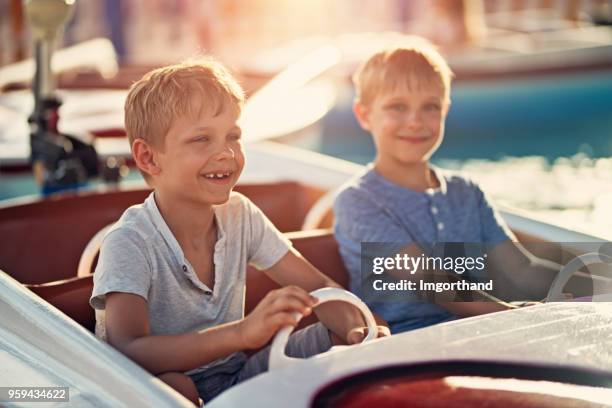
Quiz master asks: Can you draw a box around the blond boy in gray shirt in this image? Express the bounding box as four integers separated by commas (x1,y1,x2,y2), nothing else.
90,58,388,405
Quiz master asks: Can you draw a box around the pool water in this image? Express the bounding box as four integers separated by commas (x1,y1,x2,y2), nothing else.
0,169,145,202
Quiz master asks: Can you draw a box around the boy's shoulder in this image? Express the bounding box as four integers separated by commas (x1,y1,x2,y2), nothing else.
108,206,145,236
335,165,375,198
102,192,160,247
333,166,384,218
213,190,253,218
435,167,479,189
435,168,485,199
120,192,156,225
226,190,250,206
334,173,361,199
212,191,272,234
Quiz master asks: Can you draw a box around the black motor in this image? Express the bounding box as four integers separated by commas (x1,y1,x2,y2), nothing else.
29,96,99,194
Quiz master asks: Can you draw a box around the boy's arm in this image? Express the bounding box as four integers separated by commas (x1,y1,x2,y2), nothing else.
473,183,587,300
485,240,595,300
105,287,316,374
382,240,588,317
263,247,389,344
105,292,244,374
379,243,516,318
438,300,513,317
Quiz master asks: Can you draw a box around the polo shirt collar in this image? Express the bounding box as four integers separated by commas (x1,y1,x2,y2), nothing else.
429,165,447,195
143,192,227,267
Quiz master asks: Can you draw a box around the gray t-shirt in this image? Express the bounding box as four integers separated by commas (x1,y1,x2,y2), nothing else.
90,191,291,374
333,164,514,333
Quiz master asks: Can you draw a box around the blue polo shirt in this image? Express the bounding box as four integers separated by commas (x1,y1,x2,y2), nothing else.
333,164,514,333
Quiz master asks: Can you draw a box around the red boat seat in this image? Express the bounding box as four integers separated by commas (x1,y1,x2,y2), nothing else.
27,274,97,332
26,230,349,335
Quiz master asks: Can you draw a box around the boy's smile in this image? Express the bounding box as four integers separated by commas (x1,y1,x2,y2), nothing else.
201,169,235,185
396,135,431,144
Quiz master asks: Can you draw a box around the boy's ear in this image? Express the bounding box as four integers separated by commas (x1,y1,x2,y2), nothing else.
353,101,371,131
132,138,161,176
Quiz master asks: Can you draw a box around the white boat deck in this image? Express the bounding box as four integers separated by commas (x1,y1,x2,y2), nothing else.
211,302,612,407
0,270,192,408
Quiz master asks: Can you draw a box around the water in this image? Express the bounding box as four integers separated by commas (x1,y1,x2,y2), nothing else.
444,155,612,239
0,170,145,202
277,70,612,238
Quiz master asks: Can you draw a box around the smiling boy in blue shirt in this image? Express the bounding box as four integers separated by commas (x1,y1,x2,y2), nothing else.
334,37,561,334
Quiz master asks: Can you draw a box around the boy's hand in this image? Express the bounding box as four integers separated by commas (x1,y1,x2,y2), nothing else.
345,325,391,345
237,286,317,350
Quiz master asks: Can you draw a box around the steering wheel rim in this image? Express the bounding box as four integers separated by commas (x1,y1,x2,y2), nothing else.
268,287,378,371
546,252,612,302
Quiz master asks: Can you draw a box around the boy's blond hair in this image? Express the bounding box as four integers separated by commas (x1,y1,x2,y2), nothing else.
124,57,245,151
352,37,453,106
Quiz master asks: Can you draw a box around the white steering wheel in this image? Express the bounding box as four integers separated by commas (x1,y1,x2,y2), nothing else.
546,252,612,302
268,287,378,370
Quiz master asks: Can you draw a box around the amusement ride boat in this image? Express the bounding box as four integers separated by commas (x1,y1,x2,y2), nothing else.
2,1,612,407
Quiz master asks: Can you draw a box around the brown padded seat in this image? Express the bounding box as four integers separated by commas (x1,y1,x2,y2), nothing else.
27,230,348,335
1,182,324,284
27,275,97,332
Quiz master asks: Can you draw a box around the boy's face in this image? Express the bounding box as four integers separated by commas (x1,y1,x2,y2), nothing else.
355,82,447,165
151,97,244,206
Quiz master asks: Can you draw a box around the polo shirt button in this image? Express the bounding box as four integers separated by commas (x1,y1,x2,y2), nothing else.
431,206,438,215
437,222,444,231
182,265,187,272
